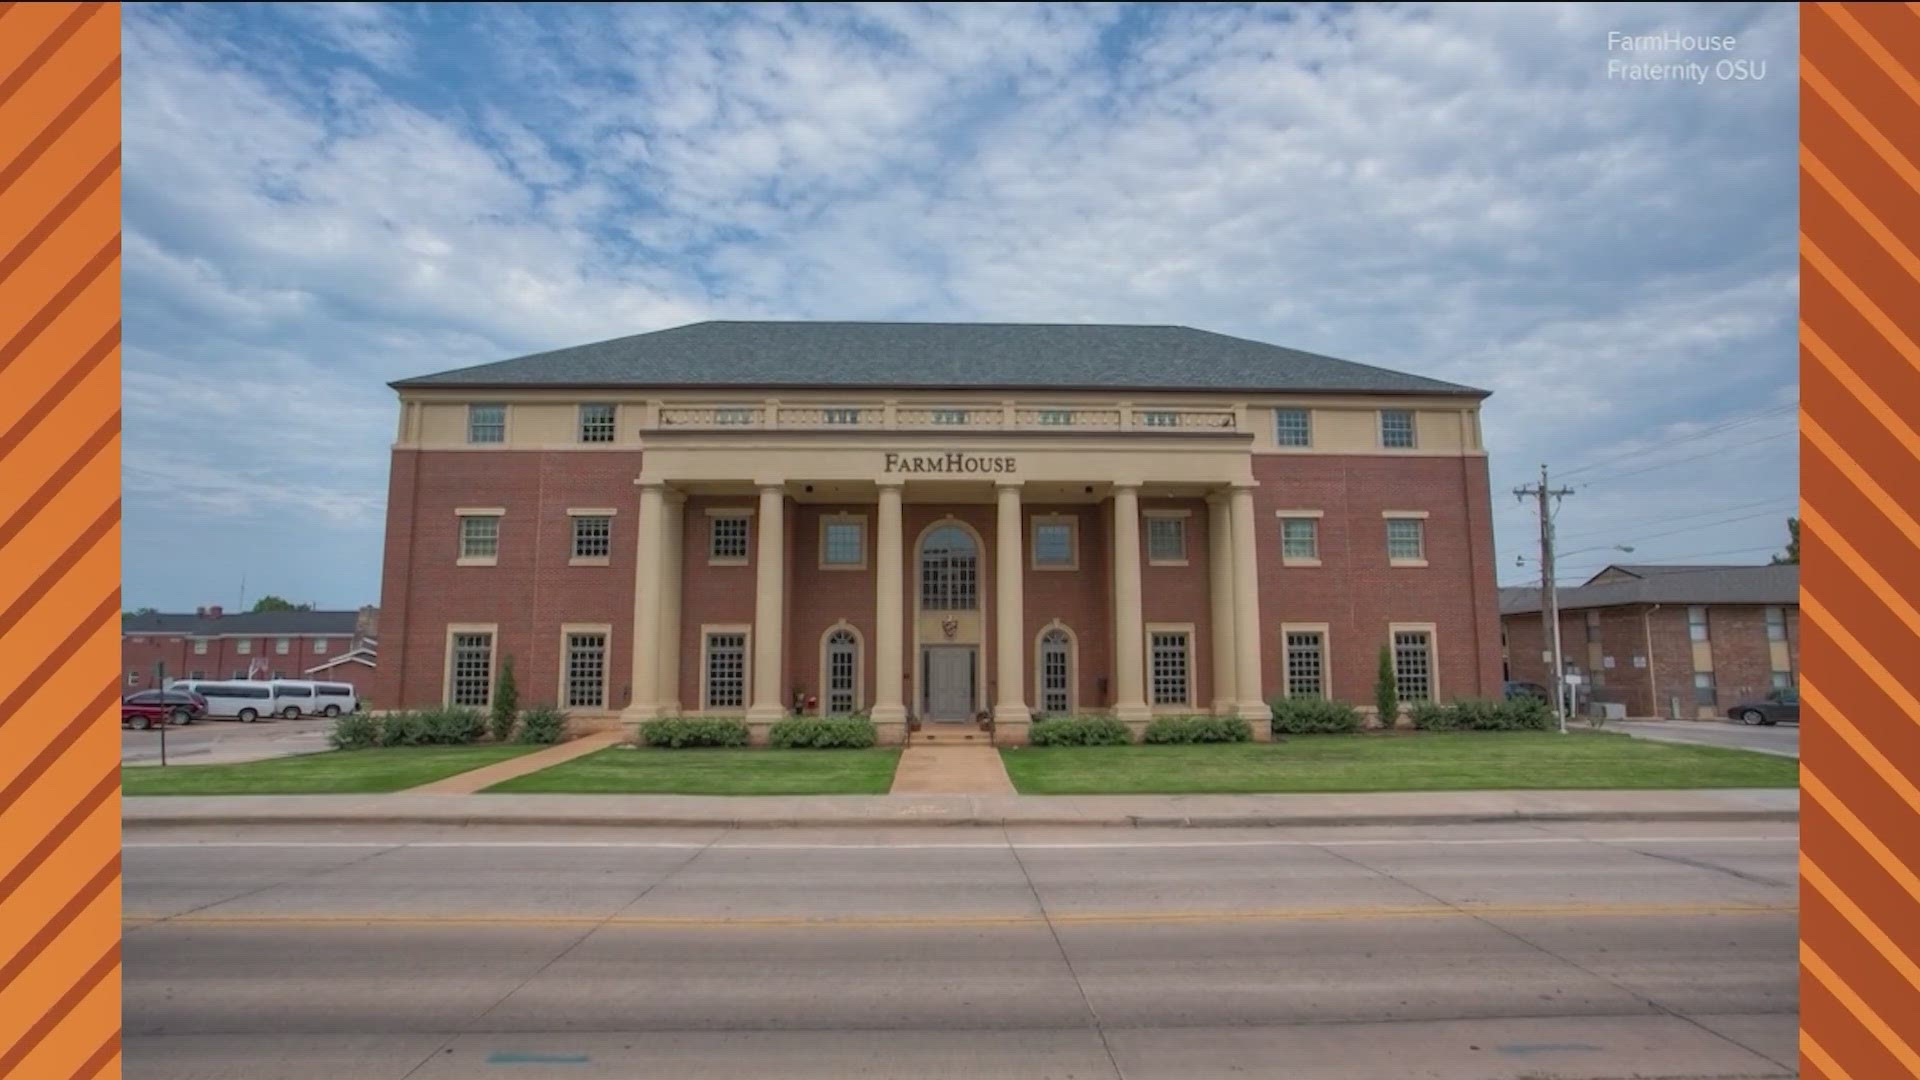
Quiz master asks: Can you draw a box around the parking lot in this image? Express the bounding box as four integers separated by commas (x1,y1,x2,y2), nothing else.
122,715,336,767
1607,719,1799,759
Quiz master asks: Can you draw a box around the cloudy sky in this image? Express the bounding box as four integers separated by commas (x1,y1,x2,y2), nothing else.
123,1,1799,611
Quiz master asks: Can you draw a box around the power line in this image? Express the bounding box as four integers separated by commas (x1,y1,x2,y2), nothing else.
1556,507,1796,550
1549,403,1797,483
1572,431,1796,487
1551,542,1785,567
1548,496,1797,544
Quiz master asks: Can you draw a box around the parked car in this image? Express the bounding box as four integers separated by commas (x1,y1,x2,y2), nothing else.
1504,681,1550,703
1727,687,1799,726
122,689,206,730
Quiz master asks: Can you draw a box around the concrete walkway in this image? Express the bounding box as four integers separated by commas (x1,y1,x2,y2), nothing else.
122,786,1797,830
405,730,625,794
888,744,1017,795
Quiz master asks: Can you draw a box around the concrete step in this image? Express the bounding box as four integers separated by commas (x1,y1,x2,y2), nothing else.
909,726,991,745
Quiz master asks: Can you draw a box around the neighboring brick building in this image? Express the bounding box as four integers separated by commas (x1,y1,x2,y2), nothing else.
374,320,1504,743
122,607,379,697
1500,564,1799,719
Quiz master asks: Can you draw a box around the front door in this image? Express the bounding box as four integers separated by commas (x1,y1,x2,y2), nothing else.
922,646,976,722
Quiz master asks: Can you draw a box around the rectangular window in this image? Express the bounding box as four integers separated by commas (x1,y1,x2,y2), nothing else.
1393,630,1434,702
578,403,616,443
1770,671,1792,691
275,637,290,655
1380,409,1416,448
232,670,248,680
1149,631,1191,706
1033,522,1074,567
1141,410,1178,428
822,520,863,566
1386,518,1425,561
190,670,204,680
1039,409,1073,426
566,632,608,709
271,670,285,681
1146,517,1186,563
1585,611,1600,641
1688,606,1708,642
461,515,500,560
1693,671,1716,706
823,408,861,425
1285,631,1325,697
572,515,612,560
714,408,754,425
710,515,750,562
1274,408,1311,447
468,404,505,443
450,632,493,707
1281,518,1318,561
236,639,252,655
193,639,208,655
932,408,967,425
314,639,329,654
705,632,747,710
1765,606,1786,641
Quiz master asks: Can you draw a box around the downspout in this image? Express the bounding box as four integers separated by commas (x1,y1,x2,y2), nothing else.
1643,604,1661,720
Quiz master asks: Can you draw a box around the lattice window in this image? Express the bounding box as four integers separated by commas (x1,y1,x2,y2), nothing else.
1688,606,1709,642
1380,409,1415,448
578,403,615,443
461,515,500,559
1033,522,1073,567
1146,517,1186,562
1275,408,1311,447
1766,606,1786,641
572,516,611,559
1282,518,1318,560
711,516,750,561
1150,631,1190,706
1040,628,1071,714
566,632,607,709
1393,630,1432,702
1386,519,1424,561
825,629,857,715
823,521,863,566
705,633,747,710
451,632,493,707
920,526,977,610
1693,671,1716,706
468,404,505,443
1286,631,1325,697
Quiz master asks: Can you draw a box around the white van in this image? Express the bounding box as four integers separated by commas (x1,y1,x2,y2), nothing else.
268,680,320,719
311,681,359,717
169,680,276,723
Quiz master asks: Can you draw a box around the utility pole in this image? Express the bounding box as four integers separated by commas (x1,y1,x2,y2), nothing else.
1515,464,1575,732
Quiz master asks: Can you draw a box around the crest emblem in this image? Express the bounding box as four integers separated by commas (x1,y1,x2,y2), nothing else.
941,617,959,639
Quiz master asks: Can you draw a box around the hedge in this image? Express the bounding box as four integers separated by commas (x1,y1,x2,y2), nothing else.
768,716,878,748
1269,696,1362,734
1409,697,1554,732
1142,714,1253,744
640,716,751,748
1028,715,1133,746
329,711,381,750
516,705,570,745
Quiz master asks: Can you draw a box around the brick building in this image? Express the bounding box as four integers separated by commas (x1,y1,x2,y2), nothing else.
1499,564,1800,719
374,321,1504,743
122,606,379,696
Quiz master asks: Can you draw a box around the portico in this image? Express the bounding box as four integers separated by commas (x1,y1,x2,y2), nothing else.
617,435,1273,745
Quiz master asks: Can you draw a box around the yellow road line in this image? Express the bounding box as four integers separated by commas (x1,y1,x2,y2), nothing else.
123,901,1797,932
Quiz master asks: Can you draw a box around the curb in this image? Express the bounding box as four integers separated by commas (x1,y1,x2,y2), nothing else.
120,808,1798,830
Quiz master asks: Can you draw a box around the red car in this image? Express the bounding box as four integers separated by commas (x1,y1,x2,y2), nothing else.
122,689,207,730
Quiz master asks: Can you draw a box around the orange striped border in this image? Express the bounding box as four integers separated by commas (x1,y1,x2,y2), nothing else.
1802,4,1920,1077
0,2,123,1078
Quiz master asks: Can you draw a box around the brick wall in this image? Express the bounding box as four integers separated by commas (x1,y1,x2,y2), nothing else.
121,633,359,688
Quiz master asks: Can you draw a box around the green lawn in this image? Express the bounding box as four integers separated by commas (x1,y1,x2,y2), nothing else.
488,747,902,795
999,731,1800,795
121,746,540,796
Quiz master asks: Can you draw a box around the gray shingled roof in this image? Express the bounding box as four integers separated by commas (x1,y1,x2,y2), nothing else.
1500,564,1798,616
122,610,362,636
1584,564,1756,584
391,321,1486,397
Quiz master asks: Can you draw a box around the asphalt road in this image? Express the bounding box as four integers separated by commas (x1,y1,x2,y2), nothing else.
1608,719,1800,758
121,716,334,766
123,821,1799,1079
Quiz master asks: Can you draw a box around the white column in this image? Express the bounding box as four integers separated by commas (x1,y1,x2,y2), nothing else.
1112,482,1150,723
1207,492,1236,716
746,482,787,722
1230,483,1272,734
872,481,906,726
994,480,1030,726
655,491,684,715
621,481,666,724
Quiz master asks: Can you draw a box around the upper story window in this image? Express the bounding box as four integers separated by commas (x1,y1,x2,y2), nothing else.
1688,606,1709,642
1380,409,1416,448
714,408,754,425
1146,516,1187,564
572,516,612,560
578,403,616,443
468,404,506,444
932,409,968,425
920,525,977,611
824,408,862,425
1386,518,1425,562
1766,606,1786,641
1141,410,1178,428
822,517,864,567
710,514,751,563
460,515,501,561
1274,408,1311,447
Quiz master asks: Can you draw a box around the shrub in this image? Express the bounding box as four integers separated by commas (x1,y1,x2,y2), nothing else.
1028,715,1133,747
1405,698,1556,733
490,656,519,742
1375,645,1400,725
1269,696,1362,735
768,716,878,749
1407,701,1457,731
1143,714,1253,744
330,711,381,750
517,705,569,745
641,716,750,748
1450,697,1505,730
1497,695,1555,731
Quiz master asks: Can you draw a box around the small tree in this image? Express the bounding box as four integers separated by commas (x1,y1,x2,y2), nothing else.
251,595,314,613
490,655,519,742
1374,645,1400,726
1770,517,1799,565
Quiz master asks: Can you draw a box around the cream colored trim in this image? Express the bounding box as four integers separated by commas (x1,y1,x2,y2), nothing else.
1388,621,1440,702
1279,622,1331,698
566,507,618,517
1142,508,1193,518
1274,509,1325,518
1033,619,1079,716
818,513,868,571
443,623,499,708
698,624,753,715
1144,514,1189,567
1389,559,1429,568
703,507,756,517
454,507,505,517
1144,622,1197,712
1030,514,1079,571
558,623,613,711
568,557,611,567
1382,510,1431,519
818,620,866,714
912,515,990,719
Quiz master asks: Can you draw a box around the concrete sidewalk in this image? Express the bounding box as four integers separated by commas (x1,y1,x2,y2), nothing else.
406,730,624,793
122,786,1798,830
